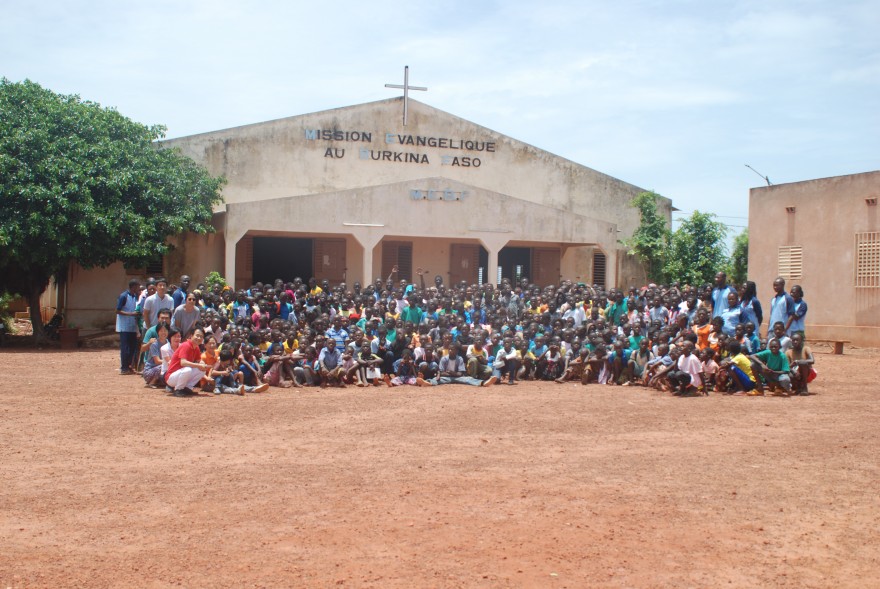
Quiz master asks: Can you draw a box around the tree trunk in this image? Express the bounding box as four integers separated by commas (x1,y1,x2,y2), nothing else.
28,287,46,342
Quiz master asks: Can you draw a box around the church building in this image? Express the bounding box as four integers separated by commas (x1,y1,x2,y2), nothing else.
61,95,672,329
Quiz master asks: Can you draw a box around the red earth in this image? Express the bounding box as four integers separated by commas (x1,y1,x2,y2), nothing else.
1,342,878,588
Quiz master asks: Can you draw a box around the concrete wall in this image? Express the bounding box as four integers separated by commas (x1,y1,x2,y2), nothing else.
162,98,671,241
66,262,129,330
749,170,880,347
64,228,226,330
223,177,620,289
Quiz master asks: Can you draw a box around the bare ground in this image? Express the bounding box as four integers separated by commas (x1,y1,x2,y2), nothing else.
1,346,878,588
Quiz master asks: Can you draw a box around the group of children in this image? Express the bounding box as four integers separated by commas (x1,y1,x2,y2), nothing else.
127,268,815,398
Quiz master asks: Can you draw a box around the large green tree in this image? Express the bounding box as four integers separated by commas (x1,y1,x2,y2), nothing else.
0,79,224,338
623,191,671,283
725,229,749,285
664,211,728,286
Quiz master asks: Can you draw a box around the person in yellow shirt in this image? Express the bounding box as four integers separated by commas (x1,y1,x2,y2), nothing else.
721,341,758,395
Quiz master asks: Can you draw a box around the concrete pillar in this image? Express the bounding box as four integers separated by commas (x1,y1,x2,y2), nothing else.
352,230,384,287
479,236,508,286
487,247,499,285
363,244,374,287
224,237,236,290
607,248,618,289
225,227,246,291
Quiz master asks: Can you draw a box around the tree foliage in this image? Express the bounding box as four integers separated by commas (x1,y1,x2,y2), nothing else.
0,79,225,337
664,211,729,286
204,271,228,291
626,192,733,286
623,191,670,283
725,229,749,285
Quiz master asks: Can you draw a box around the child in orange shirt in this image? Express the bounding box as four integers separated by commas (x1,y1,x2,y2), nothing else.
200,336,219,391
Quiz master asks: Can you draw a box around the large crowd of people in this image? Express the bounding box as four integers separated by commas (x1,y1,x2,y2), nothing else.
114,267,814,398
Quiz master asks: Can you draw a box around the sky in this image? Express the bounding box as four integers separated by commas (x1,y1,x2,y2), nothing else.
4,0,879,239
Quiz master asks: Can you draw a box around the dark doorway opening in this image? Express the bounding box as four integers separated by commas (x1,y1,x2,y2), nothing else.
252,237,313,284
498,247,531,284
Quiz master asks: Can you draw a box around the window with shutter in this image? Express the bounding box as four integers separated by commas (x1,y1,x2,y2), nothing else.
777,246,803,280
592,250,607,288
855,232,880,288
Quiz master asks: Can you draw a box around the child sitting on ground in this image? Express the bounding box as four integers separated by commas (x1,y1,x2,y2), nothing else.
199,336,219,392
388,349,418,386
669,341,702,396
720,341,758,395
494,337,522,385
699,347,719,394
142,322,169,388
621,338,654,386
556,347,589,384
237,344,270,393
583,345,610,384
785,332,815,395
355,341,384,386
642,344,672,387
210,348,245,395
749,338,792,396
535,341,564,381
648,347,680,392
339,349,359,385
263,343,299,388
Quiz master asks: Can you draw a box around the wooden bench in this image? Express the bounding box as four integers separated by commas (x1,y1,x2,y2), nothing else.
811,340,851,355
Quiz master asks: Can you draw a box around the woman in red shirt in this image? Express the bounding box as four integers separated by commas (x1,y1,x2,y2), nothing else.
165,328,209,397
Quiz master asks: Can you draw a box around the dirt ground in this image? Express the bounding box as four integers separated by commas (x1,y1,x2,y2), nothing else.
1,344,878,588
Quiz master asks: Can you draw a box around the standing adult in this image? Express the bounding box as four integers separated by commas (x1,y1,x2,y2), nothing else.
171,274,191,309
171,293,201,337
738,280,763,330
116,278,141,375
142,278,175,330
768,277,795,336
711,272,735,319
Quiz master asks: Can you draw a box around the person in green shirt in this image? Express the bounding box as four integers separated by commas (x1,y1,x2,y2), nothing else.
605,291,628,328
400,294,423,326
749,338,792,395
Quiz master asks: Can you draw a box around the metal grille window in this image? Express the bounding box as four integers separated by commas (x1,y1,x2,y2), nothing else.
855,232,880,288
381,241,413,283
777,246,803,280
593,251,607,288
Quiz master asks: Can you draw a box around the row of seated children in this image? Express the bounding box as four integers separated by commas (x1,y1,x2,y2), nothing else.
551,316,814,396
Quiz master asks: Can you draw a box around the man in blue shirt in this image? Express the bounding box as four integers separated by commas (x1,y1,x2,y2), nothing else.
171,274,191,309
116,278,141,375
768,277,795,336
711,271,735,319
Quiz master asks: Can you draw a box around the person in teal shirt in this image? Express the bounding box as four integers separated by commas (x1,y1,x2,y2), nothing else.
750,338,792,394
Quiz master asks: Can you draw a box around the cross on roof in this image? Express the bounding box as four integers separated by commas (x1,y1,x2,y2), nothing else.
385,65,427,126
